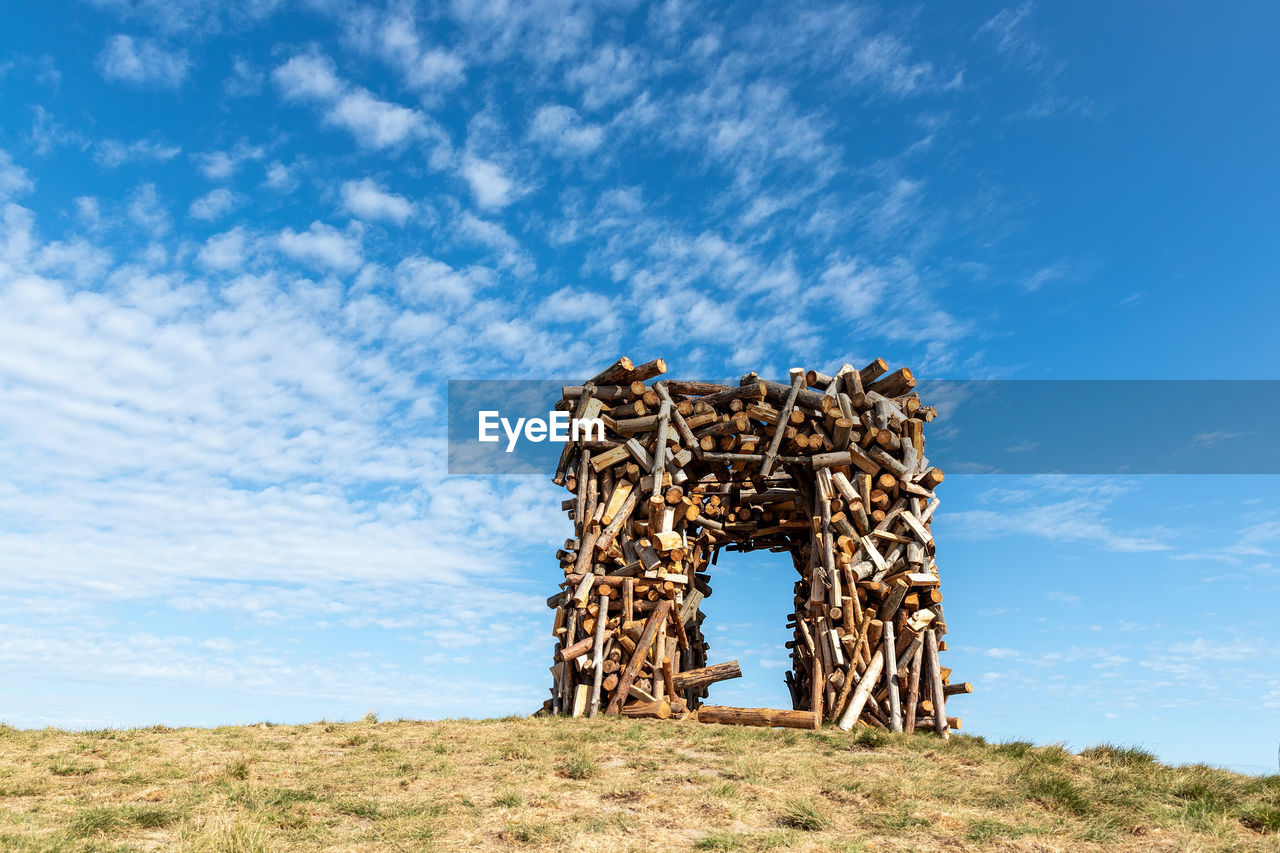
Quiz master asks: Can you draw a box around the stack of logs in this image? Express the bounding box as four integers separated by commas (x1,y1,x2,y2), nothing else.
543,356,968,734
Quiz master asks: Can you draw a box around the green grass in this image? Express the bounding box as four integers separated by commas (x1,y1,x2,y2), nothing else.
779,799,830,831
559,753,597,780
493,790,523,807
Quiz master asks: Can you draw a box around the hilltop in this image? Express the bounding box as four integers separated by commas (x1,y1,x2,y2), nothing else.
1,716,1276,851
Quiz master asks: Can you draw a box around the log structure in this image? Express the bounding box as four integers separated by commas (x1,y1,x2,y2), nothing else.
543,356,967,734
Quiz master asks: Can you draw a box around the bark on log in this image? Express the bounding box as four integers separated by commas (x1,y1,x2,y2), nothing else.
670,660,742,692
696,706,820,730
606,600,671,715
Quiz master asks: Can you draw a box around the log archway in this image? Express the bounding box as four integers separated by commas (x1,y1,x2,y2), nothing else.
544,357,965,735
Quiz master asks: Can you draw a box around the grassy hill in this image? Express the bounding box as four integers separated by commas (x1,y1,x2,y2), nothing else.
1,715,1277,852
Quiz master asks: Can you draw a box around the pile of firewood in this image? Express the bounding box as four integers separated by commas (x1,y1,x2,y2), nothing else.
542,357,967,734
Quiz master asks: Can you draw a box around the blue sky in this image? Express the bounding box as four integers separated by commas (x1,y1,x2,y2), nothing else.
1,1,1278,772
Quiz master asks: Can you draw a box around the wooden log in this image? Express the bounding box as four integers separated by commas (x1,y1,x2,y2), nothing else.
571,683,589,717
661,656,676,700
904,641,923,734
918,467,945,489
557,635,593,662
592,488,640,557
606,600,671,715
655,382,701,459
619,699,671,719
664,380,733,396
761,369,805,477
866,367,914,398
836,647,884,731
554,384,594,485
624,358,667,383
589,357,636,386
588,592,609,718
695,383,767,408
650,399,671,506
753,378,828,413
925,628,948,740
943,682,973,697
859,358,888,385
883,620,902,732
670,660,742,692
696,706,820,730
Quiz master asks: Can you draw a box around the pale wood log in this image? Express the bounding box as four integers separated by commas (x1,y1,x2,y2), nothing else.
555,384,595,486
696,706,820,730
847,444,881,476
925,628,948,740
650,399,671,505
836,647,884,731
904,641,924,734
571,683,589,717
624,437,653,469
590,444,631,472
620,699,671,719
588,592,609,718
592,488,640,558
883,620,902,732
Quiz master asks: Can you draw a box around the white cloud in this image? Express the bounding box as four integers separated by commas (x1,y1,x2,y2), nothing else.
193,143,265,180
74,197,101,229
948,488,1170,553
188,188,240,221
843,33,939,97
340,179,415,225
977,2,1047,71
224,57,263,97
197,226,250,269
273,53,432,151
263,161,297,192
528,105,604,156
94,139,182,168
272,53,342,102
97,35,190,88
0,150,33,199
276,221,363,271
325,90,427,149
566,44,645,110
456,212,531,274
461,156,514,209
342,8,465,92
394,255,489,307
127,183,170,237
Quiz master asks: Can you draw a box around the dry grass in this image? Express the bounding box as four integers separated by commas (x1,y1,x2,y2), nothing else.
0,716,1277,851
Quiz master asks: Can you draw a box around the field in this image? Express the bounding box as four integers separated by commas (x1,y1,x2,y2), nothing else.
1,715,1278,852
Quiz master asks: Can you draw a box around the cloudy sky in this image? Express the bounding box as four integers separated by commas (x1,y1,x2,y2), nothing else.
1,2,1277,771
